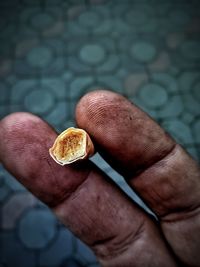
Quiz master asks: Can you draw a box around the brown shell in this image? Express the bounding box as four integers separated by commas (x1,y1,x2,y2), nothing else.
49,127,95,166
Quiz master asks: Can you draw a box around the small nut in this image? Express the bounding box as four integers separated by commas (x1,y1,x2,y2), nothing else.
49,127,94,166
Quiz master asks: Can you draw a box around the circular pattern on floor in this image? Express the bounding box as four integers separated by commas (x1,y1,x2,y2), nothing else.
181,41,200,60
78,11,100,27
18,209,57,249
79,44,105,65
26,45,53,68
131,42,157,63
139,83,168,108
24,87,54,114
30,12,55,30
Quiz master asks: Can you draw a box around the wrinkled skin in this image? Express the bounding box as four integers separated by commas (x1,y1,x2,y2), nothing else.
0,90,199,267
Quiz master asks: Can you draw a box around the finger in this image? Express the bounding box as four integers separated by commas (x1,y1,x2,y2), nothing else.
76,90,200,266
0,112,178,267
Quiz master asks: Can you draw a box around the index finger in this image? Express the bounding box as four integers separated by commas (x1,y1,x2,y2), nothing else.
76,90,200,266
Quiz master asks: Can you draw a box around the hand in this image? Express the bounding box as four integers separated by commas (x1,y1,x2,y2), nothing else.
0,90,199,267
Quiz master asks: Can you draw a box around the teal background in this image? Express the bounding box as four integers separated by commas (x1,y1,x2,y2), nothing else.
0,0,200,266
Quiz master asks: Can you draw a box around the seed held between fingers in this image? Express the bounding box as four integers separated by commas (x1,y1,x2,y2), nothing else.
49,127,95,165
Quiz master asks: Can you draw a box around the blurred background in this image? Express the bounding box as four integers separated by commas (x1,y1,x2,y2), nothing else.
0,0,200,266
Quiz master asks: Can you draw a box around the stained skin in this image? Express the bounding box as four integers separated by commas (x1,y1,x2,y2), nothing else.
0,90,199,266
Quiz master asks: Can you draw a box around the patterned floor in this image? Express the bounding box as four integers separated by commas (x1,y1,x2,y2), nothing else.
0,0,200,266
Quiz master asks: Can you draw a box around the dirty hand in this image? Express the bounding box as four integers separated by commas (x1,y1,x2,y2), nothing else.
0,90,199,267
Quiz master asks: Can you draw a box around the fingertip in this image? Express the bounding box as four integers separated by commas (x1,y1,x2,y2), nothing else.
75,89,175,178
75,89,125,128
0,112,57,177
0,111,40,123
0,112,45,137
